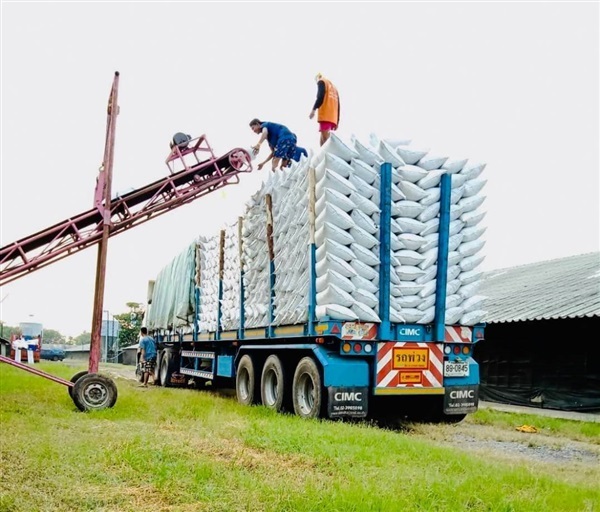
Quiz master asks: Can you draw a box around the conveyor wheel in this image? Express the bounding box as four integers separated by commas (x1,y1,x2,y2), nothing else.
71,373,118,412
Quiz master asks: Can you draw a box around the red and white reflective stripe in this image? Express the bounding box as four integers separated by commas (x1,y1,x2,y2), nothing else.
341,322,378,340
376,342,443,388
444,326,472,343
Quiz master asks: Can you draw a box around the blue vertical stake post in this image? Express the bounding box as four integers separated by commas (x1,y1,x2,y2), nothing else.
194,263,201,371
266,194,275,338
238,217,245,340
378,162,393,340
216,229,225,341
433,173,452,342
307,166,317,336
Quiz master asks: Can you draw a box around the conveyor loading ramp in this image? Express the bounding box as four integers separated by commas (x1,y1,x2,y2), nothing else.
0,136,252,285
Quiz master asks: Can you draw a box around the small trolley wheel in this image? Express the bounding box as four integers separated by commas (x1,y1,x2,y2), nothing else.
292,357,324,419
261,355,285,412
236,354,261,406
68,370,89,399
71,373,118,412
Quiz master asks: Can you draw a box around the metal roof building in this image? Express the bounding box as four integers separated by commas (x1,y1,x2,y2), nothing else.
474,252,600,412
480,252,600,323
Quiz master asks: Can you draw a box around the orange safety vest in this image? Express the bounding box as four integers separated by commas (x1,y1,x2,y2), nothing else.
318,78,340,125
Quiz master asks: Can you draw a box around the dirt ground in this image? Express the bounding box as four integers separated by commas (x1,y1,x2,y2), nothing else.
95,362,599,469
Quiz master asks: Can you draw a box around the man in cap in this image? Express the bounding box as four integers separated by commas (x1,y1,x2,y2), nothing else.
309,73,340,146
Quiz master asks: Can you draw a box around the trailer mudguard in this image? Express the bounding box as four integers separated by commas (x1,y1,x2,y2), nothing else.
311,346,370,387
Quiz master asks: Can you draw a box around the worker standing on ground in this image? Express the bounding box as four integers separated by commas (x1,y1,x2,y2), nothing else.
309,73,340,146
138,327,157,387
250,119,299,172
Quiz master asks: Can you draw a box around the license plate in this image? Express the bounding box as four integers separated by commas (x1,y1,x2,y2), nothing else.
444,361,469,377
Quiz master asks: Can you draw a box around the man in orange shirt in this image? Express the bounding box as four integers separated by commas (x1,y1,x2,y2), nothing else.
309,73,340,146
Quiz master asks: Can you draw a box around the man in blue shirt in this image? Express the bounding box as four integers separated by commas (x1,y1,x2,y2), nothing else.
250,119,299,172
256,144,309,171
138,327,157,387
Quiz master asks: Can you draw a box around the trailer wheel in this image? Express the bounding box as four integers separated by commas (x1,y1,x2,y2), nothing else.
236,354,260,406
159,349,175,387
153,351,162,386
71,373,118,412
292,357,323,419
261,355,285,412
68,370,89,399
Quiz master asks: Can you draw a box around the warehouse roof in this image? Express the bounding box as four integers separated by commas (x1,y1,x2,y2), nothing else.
480,252,600,323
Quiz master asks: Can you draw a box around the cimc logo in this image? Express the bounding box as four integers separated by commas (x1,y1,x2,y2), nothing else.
450,389,475,399
398,328,421,336
334,392,362,401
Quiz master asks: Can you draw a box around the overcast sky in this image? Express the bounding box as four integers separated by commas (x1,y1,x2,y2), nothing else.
1,2,598,337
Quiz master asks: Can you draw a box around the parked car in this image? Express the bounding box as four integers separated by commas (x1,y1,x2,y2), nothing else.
40,347,65,361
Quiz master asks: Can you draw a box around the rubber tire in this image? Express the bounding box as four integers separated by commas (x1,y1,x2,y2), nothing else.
236,354,261,406
71,373,118,412
159,349,175,388
153,351,162,386
261,355,285,412
292,357,323,419
52,356,58,361
68,370,89,399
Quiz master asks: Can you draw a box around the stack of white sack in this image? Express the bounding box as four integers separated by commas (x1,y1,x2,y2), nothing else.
375,133,487,326
195,131,486,329
220,222,241,331
312,137,385,322
198,234,220,332
241,184,272,328
271,153,312,325
312,132,487,326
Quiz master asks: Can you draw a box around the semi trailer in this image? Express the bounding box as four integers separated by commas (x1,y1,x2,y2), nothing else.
144,136,487,423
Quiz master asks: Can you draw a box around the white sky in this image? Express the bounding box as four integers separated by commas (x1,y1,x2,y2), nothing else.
1,2,598,337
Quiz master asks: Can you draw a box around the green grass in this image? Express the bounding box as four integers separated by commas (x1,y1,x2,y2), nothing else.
1,362,598,512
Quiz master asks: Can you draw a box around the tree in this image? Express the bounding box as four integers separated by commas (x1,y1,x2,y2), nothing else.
74,332,91,347
43,329,65,345
115,302,145,348
0,322,18,340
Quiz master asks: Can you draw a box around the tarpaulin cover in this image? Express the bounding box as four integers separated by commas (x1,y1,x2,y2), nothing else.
146,242,196,329
473,318,600,412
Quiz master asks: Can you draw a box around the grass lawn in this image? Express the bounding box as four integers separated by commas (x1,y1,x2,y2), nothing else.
1,362,598,512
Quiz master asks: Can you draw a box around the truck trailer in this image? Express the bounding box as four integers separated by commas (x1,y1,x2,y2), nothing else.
144,135,487,423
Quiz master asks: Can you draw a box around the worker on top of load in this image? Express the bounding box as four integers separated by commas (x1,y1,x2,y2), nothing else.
309,72,340,146
250,119,299,172
256,144,308,171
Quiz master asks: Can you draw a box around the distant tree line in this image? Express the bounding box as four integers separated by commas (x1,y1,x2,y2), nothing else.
0,302,145,350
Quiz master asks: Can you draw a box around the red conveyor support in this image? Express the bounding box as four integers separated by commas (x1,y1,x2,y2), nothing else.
0,139,252,286
0,354,74,387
